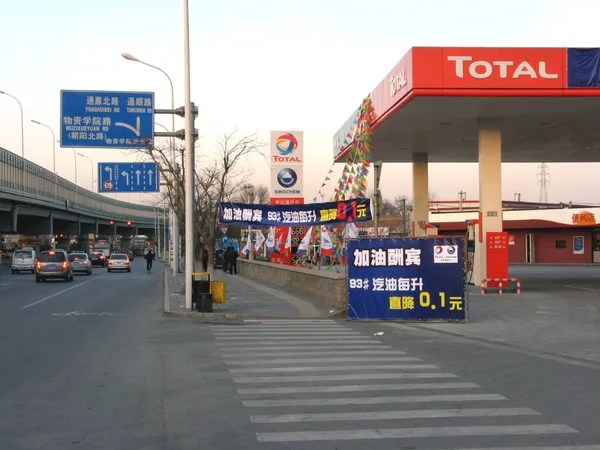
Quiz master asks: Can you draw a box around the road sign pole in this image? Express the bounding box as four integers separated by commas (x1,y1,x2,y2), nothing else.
183,0,195,310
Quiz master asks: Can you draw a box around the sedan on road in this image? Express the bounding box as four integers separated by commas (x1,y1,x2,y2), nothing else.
35,250,74,282
67,253,93,275
90,251,107,267
107,253,131,273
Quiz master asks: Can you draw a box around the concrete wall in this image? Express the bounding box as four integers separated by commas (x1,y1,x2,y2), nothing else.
238,259,348,311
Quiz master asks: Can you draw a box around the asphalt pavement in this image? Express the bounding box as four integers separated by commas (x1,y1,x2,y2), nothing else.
0,261,599,449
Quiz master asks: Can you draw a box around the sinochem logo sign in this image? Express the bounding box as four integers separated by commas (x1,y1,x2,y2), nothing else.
277,168,297,188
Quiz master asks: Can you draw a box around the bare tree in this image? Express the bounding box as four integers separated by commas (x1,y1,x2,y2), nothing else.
137,129,266,274
230,183,270,242
233,183,270,204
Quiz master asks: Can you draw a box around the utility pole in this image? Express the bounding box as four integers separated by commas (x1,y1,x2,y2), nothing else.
373,161,383,237
537,163,549,204
401,197,407,236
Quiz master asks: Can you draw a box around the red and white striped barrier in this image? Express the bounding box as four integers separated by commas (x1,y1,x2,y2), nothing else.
481,278,521,294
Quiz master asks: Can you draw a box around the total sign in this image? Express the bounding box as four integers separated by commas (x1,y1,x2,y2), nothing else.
270,131,303,165
441,48,565,89
270,166,303,198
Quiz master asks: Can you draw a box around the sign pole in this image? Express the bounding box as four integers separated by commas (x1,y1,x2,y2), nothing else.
183,0,195,310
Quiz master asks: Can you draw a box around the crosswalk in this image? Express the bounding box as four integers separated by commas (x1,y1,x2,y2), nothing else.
211,319,597,448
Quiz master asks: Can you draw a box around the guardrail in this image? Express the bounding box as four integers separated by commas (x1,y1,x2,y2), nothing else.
0,146,162,224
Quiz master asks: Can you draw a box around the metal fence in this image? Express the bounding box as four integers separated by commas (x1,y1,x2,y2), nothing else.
0,146,160,223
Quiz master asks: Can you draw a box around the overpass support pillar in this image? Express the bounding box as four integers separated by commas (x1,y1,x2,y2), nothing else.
474,124,504,286
411,153,429,237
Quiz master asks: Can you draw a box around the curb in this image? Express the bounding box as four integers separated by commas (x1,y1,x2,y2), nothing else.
163,270,346,325
163,310,346,324
163,268,348,323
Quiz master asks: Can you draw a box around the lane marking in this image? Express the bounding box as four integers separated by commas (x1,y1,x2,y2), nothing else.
236,382,482,395
244,393,507,408
225,356,420,365
536,311,554,315
256,424,579,442
221,350,403,357
217,339,380,346
234,372,459,383
250,406,537,423
229,364,438,374
21,274,108,309
213,332,363,337
565,285,595,291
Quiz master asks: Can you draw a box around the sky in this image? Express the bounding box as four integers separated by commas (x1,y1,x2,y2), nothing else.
2,0,600,205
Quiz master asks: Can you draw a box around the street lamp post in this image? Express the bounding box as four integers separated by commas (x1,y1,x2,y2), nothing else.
77,153,94,190
121,52,179,276
0,91,25,159
31,120,57,197
183,0,196,310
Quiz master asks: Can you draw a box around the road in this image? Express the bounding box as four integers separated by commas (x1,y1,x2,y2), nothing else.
1,261,599,449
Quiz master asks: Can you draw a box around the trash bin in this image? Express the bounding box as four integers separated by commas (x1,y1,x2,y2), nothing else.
192,272,211,311
211,281,226,304
197,292,213,312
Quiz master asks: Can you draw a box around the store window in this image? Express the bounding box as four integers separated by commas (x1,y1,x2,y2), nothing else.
555,240,567,249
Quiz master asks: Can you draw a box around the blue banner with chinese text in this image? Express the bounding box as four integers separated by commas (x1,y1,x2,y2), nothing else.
219,198,372,227
347,237,467,321
567,48,600,87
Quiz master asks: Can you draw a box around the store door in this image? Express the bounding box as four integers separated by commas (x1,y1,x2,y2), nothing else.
593,228,600,263
525,233,535,263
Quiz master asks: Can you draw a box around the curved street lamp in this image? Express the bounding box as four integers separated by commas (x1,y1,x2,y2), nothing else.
122,51,179,274
0,90,25,158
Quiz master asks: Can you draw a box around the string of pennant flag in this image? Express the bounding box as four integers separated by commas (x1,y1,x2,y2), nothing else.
302,96,376,270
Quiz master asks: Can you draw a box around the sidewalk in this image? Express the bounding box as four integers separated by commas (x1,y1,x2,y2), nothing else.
163,263,340,321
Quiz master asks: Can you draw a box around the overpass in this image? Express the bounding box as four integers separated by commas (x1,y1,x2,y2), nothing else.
0,146,165,238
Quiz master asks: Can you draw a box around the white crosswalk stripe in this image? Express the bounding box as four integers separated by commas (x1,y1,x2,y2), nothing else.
212,319,589,447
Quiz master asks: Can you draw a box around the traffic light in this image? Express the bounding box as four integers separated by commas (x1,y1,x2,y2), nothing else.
59,233,64,238
109,220,115,225
127,221,132,226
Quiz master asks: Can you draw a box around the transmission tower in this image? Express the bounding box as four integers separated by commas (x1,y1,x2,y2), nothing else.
537,162,550,204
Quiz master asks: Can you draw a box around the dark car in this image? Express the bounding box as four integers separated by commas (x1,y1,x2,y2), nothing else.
89,251,107,267
35,250,74,282
68,253,93,275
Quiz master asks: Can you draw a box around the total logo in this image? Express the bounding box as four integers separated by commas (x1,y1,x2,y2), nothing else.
447,56,559,80
277,168,298,188
273,132,302,163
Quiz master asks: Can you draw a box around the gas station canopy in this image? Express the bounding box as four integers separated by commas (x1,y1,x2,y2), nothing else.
334,47,600,163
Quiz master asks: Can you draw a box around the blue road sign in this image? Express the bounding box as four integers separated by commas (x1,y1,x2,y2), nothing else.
98,162,160,193
60,90,154,148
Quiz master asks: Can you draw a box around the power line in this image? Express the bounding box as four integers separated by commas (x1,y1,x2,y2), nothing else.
537,162,549,204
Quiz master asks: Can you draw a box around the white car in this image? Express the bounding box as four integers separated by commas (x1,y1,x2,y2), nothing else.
107,253,131,273
12,249,36,273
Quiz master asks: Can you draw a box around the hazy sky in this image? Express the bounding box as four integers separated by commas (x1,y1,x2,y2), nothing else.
1,0,600,205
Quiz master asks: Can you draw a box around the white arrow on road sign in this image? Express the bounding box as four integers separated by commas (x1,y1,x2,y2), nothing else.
105,166,113,180
115,116,141,137
121,171,130,186
147,169,154,185
135,170,141,185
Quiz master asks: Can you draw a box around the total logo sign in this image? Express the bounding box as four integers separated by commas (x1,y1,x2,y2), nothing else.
270,131,303,165
270,166,303,197
433,245,458,264
442,48,564,89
